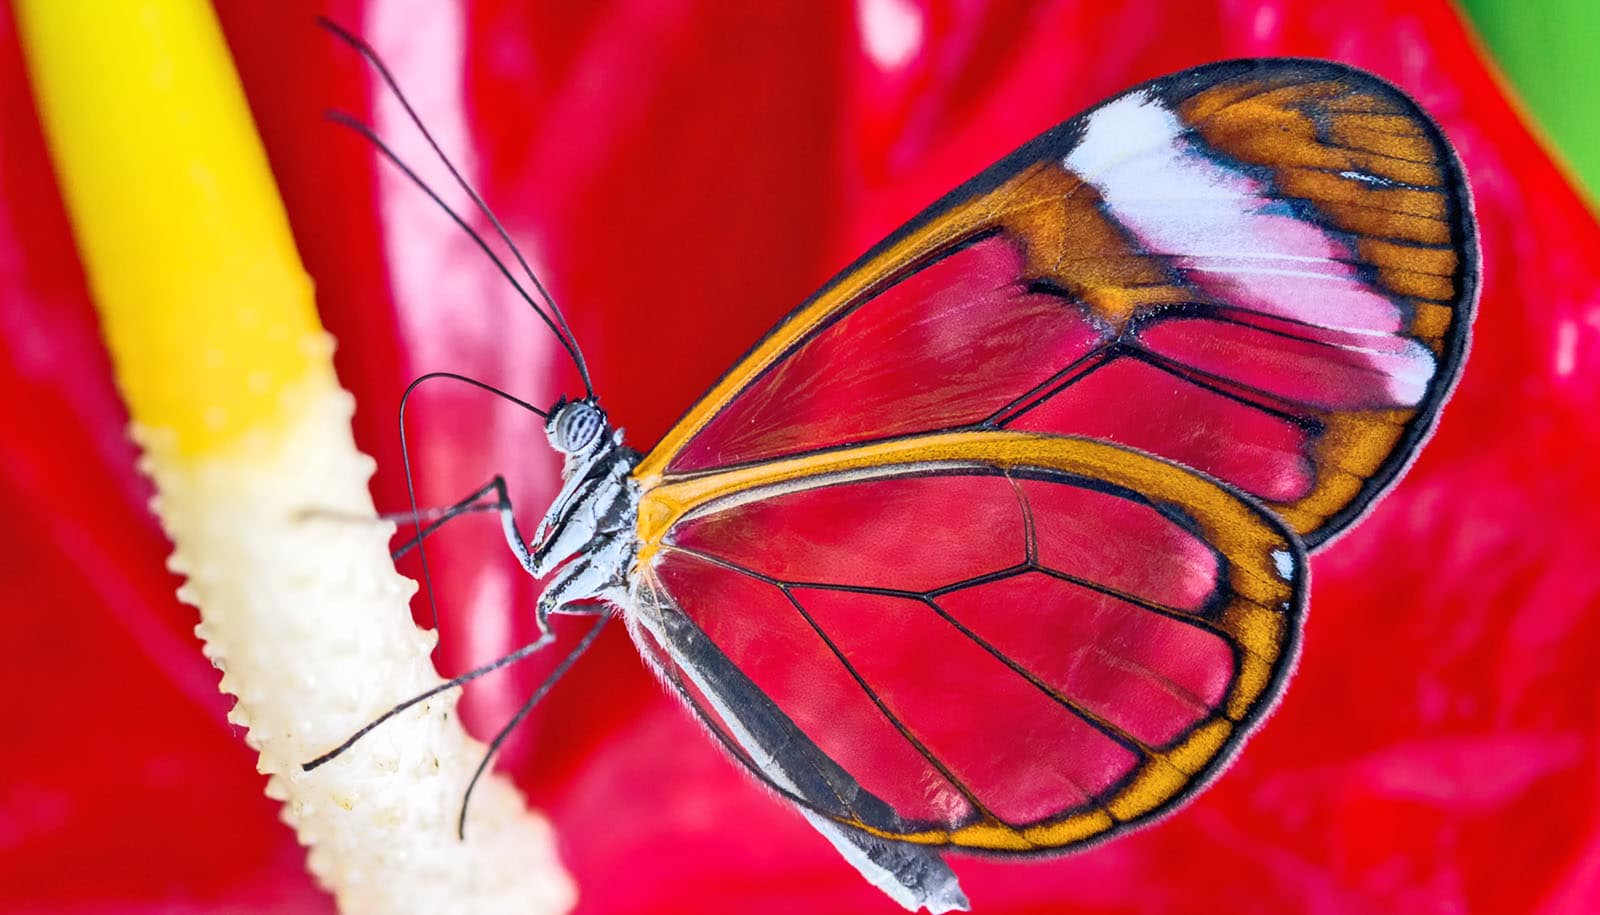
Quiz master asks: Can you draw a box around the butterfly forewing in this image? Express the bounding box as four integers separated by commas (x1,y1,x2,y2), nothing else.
660,234,1109,472
635,59,1477,548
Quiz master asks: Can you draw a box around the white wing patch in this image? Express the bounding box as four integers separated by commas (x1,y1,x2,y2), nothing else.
1271,548,1296,580
1064,93,1434,409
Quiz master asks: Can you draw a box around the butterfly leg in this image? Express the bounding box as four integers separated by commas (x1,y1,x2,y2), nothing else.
395,451,637,632
387,475,515,561
436,475,624,631
389,473,544,575
387,475,568,629
302,624,560,772
455,614,610,838
387,475,569,628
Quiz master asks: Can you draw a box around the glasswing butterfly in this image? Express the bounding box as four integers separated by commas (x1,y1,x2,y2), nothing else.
308,21,1478,912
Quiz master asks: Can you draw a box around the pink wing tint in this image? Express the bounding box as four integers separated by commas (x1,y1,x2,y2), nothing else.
642,60,1478,548
669,235,1107,472
629,452,1304,851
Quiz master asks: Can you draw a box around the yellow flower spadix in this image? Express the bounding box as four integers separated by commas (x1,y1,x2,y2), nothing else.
17,2,574,912
18,0,318,456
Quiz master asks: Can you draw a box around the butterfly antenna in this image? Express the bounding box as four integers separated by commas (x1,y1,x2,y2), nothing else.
318,16,595,399
323,110,590,383
459,614,609,839
397,371,546,630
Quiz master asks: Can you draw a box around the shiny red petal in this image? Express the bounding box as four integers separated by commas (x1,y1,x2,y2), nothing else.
2,1,1597,913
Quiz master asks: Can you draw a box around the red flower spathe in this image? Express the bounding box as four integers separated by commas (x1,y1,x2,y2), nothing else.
1,1,1596,912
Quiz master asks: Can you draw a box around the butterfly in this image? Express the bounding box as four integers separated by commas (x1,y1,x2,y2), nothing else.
309,22,1478,913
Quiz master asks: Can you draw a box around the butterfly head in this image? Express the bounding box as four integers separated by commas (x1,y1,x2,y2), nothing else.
546,396,609,456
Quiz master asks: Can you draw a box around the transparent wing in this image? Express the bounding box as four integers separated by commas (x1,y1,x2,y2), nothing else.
629,432,1306,858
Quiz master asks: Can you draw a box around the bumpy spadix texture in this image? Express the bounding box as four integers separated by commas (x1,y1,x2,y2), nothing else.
148,373,574,914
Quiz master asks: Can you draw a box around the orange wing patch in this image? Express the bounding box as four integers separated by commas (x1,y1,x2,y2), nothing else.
989,163,1194,328
1180,76,1467,347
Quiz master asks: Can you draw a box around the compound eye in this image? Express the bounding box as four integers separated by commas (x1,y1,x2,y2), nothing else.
554,402,604,453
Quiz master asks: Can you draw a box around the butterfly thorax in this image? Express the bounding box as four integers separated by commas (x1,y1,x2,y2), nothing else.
529,398,641,627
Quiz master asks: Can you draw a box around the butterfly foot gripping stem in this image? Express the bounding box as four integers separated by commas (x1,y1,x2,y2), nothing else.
387,475,527,563
386,472,548,594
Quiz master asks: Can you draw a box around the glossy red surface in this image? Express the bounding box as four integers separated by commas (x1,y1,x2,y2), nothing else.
2,1,1597,913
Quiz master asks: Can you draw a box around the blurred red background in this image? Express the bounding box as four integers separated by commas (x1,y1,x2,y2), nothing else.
1,1,1597,912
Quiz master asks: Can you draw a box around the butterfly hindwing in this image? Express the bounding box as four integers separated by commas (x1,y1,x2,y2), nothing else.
629,432,1306,855
635,59,1477,547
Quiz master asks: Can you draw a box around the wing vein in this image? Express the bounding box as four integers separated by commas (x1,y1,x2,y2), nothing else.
920,593,1149,760
778,587,1003,824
